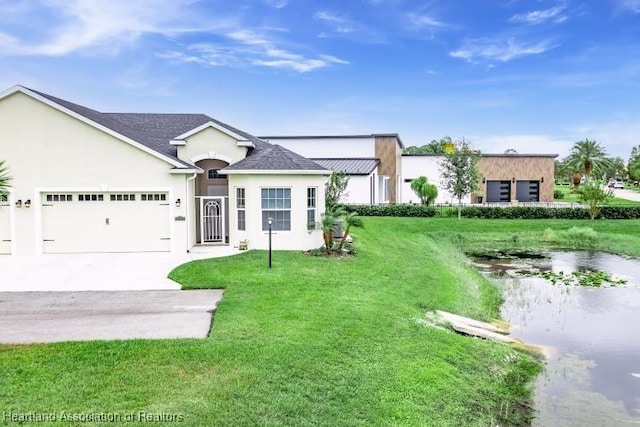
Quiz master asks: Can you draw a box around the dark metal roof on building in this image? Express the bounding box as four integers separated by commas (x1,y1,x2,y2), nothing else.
311,158,379,175
223,145,329,172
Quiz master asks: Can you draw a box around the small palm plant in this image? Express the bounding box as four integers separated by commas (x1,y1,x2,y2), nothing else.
0,161,11,199
337,211,363,252
321,209,343,255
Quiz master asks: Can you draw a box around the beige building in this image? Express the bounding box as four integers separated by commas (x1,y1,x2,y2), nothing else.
476,154,558,203
0,86,329,256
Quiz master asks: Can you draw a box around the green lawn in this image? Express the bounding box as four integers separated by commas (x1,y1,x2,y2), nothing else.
555,183,640,205
2,218,640,426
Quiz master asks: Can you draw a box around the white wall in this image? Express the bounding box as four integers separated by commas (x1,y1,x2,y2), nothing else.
228,174,326,251
0,91,190,255
263,137,375,159
178,126,248,164
401,155,454,204
342,175,373,205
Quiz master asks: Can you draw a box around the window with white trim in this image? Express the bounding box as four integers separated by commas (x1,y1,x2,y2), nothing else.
208,169,227,180
141,193,166,201
46,194,73,202
383,176,390,203
78,194,104,202
110,194,136,201
306,187,316,229
236,187,246,231
261,188,291,231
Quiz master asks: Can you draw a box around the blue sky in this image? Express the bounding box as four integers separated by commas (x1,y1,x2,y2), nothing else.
2,0,640,159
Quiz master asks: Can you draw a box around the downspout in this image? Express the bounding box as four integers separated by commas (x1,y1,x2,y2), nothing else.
186,173,197,251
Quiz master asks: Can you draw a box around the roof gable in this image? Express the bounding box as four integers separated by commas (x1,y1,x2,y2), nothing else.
223,145,329,174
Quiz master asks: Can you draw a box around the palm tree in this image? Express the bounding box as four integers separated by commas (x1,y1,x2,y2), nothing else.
567,139,610,180
337,212,363,252
410,176,438,205
0,161,11,198
320,209,343,255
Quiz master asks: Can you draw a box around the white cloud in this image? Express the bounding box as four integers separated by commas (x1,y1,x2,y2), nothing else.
264,0,288,9
408,13,446,28
617,0,640,13
0,0,229,56
509,3,568,25
450,37,554,63
473,134,573,157
314,11,355,33
163,30,349,73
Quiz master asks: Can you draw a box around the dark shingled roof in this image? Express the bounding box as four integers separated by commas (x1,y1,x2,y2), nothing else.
223,145,328,172
26,87,273,168
311,158,379,175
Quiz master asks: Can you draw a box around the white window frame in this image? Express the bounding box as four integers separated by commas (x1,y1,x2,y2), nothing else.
307,187,316,230
236,187,246,231
261,187,291,231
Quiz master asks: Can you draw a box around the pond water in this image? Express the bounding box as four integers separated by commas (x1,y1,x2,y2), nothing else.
475,251,640,426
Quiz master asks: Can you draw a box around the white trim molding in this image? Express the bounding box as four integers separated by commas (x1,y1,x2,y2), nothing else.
223,169,331,175
0,86,188,169
174,121,255,148
190,152,234,165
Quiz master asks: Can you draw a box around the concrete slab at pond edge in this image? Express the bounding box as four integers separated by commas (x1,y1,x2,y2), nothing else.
421,310,549,358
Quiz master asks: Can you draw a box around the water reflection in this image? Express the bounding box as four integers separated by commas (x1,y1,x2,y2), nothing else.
476,251,640,426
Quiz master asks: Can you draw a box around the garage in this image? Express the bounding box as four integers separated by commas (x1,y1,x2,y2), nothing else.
486,180,512,203
41,192,170,253
0,194,11,254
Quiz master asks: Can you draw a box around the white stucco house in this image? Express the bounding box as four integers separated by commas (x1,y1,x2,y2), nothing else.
261,135,404,205
0,86,329,256
401,155,455,204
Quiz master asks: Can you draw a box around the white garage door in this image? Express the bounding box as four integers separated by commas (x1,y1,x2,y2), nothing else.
0,194,11,254
41,192,170,253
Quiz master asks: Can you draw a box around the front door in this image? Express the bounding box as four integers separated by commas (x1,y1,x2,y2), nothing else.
199,197,226,244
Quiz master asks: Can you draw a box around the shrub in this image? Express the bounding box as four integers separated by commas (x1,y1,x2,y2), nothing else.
341,204,437,217
553,190,564,199
342,204,640,219
559,226,598,247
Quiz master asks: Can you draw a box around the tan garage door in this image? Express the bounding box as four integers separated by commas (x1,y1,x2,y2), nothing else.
41,192,170,253
0,194,11,254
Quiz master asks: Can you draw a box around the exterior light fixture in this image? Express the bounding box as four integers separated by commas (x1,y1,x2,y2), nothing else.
24,199,31,208
512,177,516,183
541,177,544,183
15,200,22,208
268,217,273,269
175,199,181,208
482,177,486,184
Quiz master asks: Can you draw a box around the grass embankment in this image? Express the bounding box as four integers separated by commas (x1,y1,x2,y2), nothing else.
554,184,640,205
3,218,638,425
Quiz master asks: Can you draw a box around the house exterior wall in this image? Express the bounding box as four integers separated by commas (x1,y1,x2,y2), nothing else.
228,174,326,251
344,174,376,205
477,156,556,202
374,135,402,203
178,127,248,164
263,137,376,158
0,91,189,255
401,155,454,204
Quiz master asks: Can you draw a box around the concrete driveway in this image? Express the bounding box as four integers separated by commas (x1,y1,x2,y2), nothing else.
0,248,239,292
613,188,640,202
0,290,224,343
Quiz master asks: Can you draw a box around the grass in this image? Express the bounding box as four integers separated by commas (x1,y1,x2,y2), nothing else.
3,218,640,426
554,184,640,205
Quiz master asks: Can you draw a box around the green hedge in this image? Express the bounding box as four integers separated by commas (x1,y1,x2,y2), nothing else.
341,204,640,219
459,206,590,219
341,204,437,217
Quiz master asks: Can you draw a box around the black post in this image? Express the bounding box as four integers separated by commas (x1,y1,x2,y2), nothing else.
268,217,273,269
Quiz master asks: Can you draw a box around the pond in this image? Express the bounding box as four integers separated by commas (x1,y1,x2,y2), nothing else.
475,251,640,426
